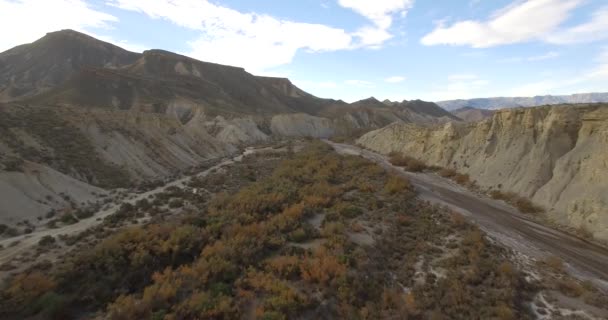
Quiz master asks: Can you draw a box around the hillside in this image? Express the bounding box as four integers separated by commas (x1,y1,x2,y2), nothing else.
358,104,608,240
0,30,453,228
437,92,608,111
451,107,495,122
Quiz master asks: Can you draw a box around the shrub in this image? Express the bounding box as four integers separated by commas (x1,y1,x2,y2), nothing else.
490,190,511,201
514,198,543,214
383,176,412,195
438,168,457,178
74,209,94,220
388,152,427,172
544,256,564,273
3,157,24,172
449,211,466,227
489,191,543,214
59,214,78,225
555,278,585,297
287,228,308,243
38,236,56,247
31,292,68,320
339,205,364,218
168,199,184,209
453,173,470,185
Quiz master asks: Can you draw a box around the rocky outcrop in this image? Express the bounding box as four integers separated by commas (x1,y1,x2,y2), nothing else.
358,104,608,240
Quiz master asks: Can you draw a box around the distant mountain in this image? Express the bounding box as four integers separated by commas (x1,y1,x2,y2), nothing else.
451,107,495,122
382,98,461,121
0,29,140,101
437,93,608,111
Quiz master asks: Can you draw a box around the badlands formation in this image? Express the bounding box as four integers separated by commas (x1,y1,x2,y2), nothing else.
358,104,608,240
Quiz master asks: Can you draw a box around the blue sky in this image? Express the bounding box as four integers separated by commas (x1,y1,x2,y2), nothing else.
1,0,607,102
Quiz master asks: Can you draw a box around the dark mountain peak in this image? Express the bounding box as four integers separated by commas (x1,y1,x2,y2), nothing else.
382,99,399,106
351,97,385,108
362,96,380,103
43,29,94,40
1,29,140,101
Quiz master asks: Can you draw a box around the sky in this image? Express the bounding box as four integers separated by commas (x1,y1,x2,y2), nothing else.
1,0,607,102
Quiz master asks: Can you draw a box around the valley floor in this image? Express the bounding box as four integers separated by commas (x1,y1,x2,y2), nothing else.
326,140,608,292
0,140,607,319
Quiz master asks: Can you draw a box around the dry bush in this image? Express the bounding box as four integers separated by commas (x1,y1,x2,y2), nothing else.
438,168,457,178
350,222,365,233
490,190,512,201
490,191,543,214
453,173,470,185
383,175,412,195
388,152,427,172
544,256,564,273
555,278,585,297
449,211,466,228
576,225,594,240
514,198,543,214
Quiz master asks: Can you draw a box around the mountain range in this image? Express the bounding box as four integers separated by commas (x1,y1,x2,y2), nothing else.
437,92,608,111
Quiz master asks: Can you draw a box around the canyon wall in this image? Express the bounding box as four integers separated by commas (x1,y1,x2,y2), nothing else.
358,104,608,240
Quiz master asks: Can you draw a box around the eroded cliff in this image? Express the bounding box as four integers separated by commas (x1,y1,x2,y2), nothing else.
358,104,608,240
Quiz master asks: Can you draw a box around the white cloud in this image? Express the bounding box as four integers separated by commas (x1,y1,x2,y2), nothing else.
338,0,413,48
353,26,393,47
345,79,375,87
385,76,406,83
0,0,118,52
109,0,408,73
546,7,608,44
421,0,582,47
337,0,413,29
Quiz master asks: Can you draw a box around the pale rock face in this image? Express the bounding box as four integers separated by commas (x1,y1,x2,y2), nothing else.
210,116,269,145
358,104,608,240
270,113,335,138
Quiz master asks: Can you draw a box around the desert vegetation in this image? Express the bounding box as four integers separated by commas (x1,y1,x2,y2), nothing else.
0,141,542,319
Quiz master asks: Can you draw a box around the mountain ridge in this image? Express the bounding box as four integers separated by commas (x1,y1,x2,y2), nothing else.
437,92,608,111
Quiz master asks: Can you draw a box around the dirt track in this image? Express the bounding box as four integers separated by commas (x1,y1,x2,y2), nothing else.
327,140,608,292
